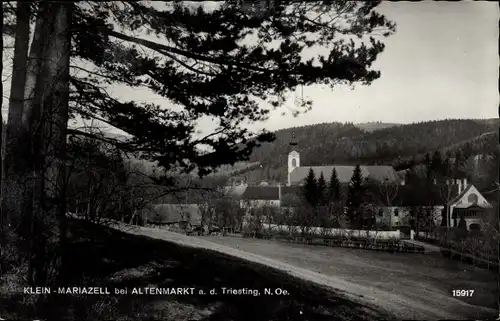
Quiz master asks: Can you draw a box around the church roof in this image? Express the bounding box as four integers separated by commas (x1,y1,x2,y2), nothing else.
289,165,398,186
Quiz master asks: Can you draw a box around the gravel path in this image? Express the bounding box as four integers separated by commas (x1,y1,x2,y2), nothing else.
112,223,497,320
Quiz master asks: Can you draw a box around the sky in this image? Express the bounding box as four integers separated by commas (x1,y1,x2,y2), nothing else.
2,1,499,134
254,0,499,131
108,0,500,134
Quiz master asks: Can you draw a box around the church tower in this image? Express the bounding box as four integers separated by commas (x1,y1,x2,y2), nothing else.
287,133,300,186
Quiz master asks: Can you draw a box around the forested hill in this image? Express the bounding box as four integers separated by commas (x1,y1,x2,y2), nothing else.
355,122,400,132
238,119,498,184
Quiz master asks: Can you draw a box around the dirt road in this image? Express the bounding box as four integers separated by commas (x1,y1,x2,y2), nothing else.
115,223,497,320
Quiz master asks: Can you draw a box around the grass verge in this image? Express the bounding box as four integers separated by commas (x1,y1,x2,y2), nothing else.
0,219,394,321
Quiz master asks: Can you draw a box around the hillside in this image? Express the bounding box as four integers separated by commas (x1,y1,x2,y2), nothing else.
355,122,400,132
234,119,498,185
96,118,498,187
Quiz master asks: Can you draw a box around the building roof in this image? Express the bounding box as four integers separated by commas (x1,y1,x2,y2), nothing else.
143,204,202,225
241,186,279,200
448,184,472,205
365,183,479,207
289,165,398,186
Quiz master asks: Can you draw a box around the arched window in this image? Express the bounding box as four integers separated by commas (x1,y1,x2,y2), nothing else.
467,193,478,204
291,158,297,167
469,223,481,231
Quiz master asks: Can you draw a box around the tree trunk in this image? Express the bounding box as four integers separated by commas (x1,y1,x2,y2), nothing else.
0,1,4,238
42,1,73,285
2,1,31,242
27,2,73,286
24,2,51,287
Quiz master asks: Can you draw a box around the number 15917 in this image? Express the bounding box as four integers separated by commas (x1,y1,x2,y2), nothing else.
452,289,474,297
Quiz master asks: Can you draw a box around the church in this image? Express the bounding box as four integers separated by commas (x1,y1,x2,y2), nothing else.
286,150,399,186
226,148,401,210
225,148,492,232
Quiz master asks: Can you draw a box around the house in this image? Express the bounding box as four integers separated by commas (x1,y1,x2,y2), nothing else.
142,204,203,231
374,178,492,231
448,179,492,230
287,150,399,186
224,149,491,232
374,206,444,231
240,185,282,208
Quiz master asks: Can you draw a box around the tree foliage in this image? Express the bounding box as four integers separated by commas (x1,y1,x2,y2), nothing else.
316,171,327,206
346,164,365,228
328,168,341,202
301,168,317,207
1,0,396,287
67,0,395,177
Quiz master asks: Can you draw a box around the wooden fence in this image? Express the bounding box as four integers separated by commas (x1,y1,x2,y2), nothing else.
243,232,425,253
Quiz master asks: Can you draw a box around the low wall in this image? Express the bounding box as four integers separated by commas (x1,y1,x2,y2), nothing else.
243,222,400,239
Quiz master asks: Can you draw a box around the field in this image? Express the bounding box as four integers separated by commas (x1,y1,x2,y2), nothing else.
0,219,394,321
4,219,494,320
199,235,498,320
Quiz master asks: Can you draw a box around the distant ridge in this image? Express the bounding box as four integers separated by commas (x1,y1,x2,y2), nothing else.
355,122,400,132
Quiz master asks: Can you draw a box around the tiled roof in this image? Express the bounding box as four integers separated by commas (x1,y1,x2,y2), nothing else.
448,184,472,205
289,165,398,186
365,183,464,207
241,186,279,200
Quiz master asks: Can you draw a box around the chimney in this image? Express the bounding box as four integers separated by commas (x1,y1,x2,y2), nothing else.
433,178,437,185
463,178,467,188
457,179,462,194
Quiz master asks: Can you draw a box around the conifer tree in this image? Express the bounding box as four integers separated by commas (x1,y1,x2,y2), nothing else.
431,151,443,180
327,168,341,203
346,165,365,228
453,149,465,178
0,0,396,286
301,168,317,207
316,171,327,206
423,152,432,180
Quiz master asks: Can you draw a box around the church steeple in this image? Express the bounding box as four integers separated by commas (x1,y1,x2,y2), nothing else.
289,133,298,146
287,133,300,186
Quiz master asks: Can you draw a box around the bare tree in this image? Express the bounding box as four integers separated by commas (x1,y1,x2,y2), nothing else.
378,178,399,207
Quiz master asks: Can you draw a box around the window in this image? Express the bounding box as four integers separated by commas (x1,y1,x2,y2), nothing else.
394,209,399,217
378,209,383,217
470,223,481,231
467,193,478,204
291,158,297,167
